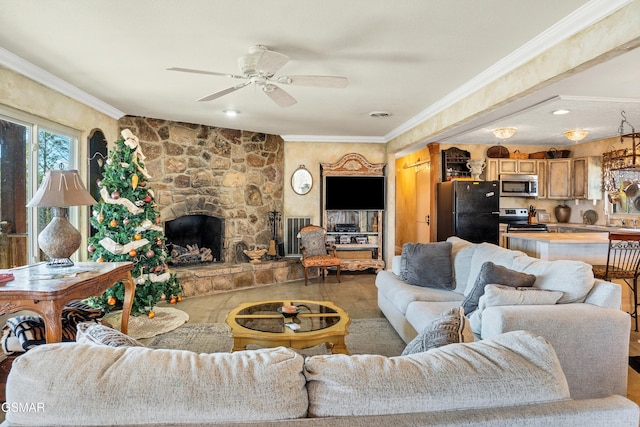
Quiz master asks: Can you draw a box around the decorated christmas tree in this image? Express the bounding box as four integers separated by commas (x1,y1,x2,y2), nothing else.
87,129,181,316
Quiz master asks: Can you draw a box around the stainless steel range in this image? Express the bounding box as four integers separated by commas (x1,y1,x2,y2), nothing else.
499,208,548,232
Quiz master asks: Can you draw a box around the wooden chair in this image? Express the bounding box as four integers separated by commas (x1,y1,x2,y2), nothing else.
299,225,341,286
592,231,640,331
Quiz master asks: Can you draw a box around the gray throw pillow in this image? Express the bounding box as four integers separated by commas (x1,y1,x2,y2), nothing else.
461,261,536,315
400,242,453,289
301,228,327,257
401,307,472,355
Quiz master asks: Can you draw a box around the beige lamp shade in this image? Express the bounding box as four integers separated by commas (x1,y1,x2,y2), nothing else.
27,169,97,207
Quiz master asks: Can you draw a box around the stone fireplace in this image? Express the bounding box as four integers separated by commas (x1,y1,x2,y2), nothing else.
165,214,223,264
117,116,303,296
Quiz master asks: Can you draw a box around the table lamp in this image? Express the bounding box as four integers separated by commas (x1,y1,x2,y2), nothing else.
26,169,97,267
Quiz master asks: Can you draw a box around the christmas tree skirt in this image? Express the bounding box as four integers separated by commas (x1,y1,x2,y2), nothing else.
102,307,189,340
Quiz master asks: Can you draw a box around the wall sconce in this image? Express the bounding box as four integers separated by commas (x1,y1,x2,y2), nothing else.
492,127,517,140
26,169,97,267
564,129,588,142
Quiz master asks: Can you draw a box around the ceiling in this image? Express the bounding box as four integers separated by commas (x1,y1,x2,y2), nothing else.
1,0,639,153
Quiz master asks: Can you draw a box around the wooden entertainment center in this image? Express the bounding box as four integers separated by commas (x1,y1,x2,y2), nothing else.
321,153,385,272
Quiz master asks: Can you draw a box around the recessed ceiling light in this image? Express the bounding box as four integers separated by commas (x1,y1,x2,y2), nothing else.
369,111,391,118
552,109,571,115
223,109,239,117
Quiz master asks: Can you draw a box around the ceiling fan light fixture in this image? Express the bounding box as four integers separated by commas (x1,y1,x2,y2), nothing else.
492,127,517,139
564,129,588,141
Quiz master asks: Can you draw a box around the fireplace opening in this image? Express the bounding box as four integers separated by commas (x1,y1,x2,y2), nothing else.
165,215,224,265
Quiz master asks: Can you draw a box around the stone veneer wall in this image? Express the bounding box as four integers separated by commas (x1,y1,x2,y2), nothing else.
117,116,304,297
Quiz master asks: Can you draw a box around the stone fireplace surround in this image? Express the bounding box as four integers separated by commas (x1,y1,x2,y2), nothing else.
117,116,304,297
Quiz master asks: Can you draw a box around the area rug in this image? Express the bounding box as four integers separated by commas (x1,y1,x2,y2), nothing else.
148,318,407,356
630,356,640,374
102,307,189,340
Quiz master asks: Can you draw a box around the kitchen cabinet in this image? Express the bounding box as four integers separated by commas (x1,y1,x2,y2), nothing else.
572,156,602,200
497,158,537,175
536,160,547,199
547,159,572,199
485,158,536,181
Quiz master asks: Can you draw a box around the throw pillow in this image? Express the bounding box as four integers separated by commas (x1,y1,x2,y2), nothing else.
300,228,327,257
402,307,473,355
468,284,564,335
400,242,454,290
461,261,536,315
76,322,144,347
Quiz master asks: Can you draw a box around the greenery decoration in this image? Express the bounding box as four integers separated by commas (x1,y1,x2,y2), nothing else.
86,130,181,316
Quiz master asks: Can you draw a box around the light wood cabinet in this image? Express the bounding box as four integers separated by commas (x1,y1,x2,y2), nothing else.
486,159,499,181
536,160,547,199
547,159,572,199
498,158,537,175
571,156,603,200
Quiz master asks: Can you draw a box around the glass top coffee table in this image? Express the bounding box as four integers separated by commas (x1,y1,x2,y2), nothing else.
225,300,351,354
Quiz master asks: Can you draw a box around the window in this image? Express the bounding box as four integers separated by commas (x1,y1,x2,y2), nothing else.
0,111,78,266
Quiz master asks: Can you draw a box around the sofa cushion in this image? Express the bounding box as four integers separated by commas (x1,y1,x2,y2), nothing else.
468,284,564,334
402,307,473,355
76,322,144,347
462,262,536,315
465,243,525,295
304,330,571,417
376,271,464,315
447,236,477,294
400,242,454,289
6,344,308,425
511,255,595,303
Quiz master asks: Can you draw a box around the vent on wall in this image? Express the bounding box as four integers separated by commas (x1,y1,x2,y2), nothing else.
285,217,312,256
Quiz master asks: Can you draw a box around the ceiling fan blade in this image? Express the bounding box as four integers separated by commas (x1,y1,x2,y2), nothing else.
197,82,250,102
255,50,289,76
278,75,348,88
167,67,245,80
263,84,297,107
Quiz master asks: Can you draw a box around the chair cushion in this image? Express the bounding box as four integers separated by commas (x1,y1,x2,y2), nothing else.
461,262,536,315
400,242,454,290
302,255,340,267
301,228,327,257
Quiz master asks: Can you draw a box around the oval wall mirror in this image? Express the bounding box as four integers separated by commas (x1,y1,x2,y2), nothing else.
291,165,313,195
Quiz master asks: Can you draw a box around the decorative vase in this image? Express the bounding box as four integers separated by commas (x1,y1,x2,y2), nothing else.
243,248,267,264
554,205,571,223
466,159,486,181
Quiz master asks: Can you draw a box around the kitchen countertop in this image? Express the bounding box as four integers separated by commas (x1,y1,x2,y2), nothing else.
502,232,610,243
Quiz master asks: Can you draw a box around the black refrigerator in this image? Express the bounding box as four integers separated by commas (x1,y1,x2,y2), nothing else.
436,180,500,244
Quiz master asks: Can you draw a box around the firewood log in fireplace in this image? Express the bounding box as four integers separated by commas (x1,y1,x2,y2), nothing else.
170,244,214,265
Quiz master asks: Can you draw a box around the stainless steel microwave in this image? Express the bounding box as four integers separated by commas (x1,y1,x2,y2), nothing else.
499,174,538,197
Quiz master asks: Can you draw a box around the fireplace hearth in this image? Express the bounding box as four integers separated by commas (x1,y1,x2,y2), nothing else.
165,215,224,265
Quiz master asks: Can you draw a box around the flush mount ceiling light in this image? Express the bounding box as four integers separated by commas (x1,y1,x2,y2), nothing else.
564,129,588,142
369,111,391,118
223,109,239,117
552,109,571,115
492,127,517,139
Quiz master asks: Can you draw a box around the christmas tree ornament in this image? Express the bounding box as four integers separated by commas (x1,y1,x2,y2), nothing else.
134,233,142,240
109,219,118,227
144,195,152,203
129,249,137,257
107,297,116,306
146,249,155,258
148,311,155,319
141,219,153,229
123,218,130,225
111,191,120,199
131,174,139,190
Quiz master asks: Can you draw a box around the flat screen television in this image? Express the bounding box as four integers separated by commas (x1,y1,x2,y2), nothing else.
324,176,385,210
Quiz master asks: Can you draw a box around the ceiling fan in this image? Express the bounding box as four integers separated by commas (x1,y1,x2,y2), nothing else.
168,45,348,107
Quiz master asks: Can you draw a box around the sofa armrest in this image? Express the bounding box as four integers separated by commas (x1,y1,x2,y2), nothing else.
480,303,630,400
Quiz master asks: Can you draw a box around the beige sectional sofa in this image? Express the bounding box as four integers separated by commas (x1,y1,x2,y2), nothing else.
2,330,639,426
376,236,631,400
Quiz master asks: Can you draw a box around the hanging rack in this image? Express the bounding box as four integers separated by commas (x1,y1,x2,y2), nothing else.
403,158,430,169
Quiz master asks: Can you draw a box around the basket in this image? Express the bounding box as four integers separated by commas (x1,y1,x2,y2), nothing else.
529,151,547,159
487,146,509,158
547,148,571,158
509,150,529,159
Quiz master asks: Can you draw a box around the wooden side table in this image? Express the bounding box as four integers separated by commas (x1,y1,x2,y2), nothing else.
0,262,135,342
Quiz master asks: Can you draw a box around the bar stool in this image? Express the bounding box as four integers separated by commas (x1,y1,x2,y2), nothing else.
592,231,640,331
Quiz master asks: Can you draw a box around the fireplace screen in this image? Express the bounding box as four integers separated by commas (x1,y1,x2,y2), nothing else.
165,215,224,264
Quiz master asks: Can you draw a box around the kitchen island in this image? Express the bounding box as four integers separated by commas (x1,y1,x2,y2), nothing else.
503,231,610,264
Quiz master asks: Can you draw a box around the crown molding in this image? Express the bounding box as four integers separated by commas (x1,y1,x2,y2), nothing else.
0,47,125,120
280,134,387,143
